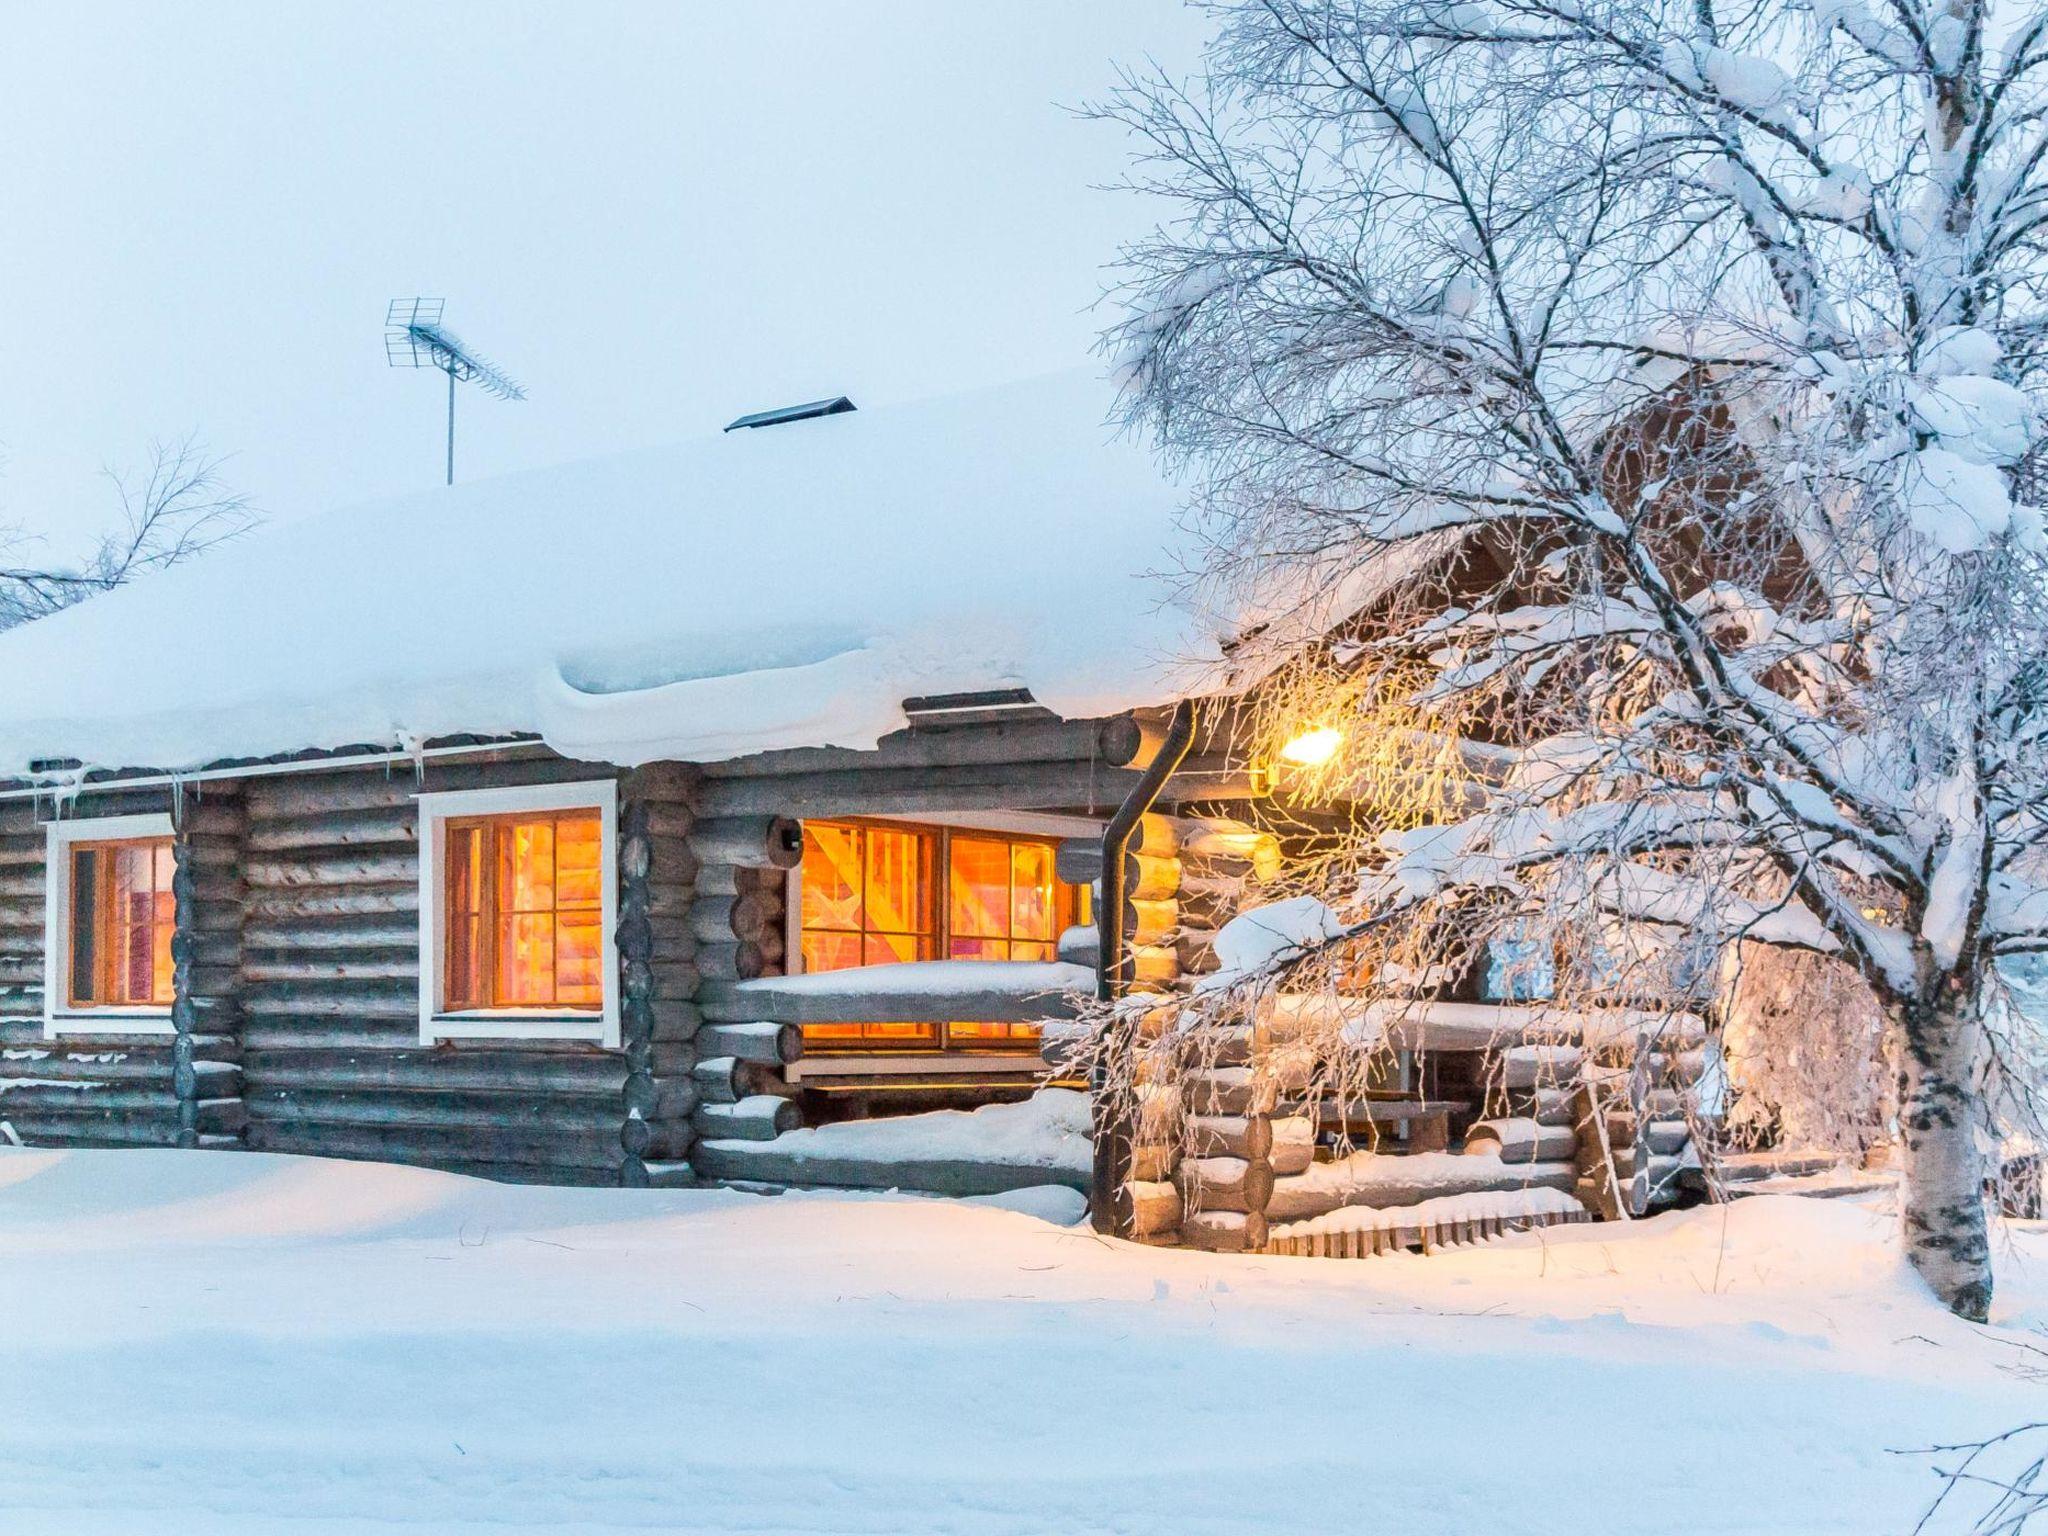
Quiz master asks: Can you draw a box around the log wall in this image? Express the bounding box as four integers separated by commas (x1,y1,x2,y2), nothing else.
234,758,692,1187
0,786,230,1150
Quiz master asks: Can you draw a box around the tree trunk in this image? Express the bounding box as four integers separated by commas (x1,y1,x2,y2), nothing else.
1894,987,1992,1321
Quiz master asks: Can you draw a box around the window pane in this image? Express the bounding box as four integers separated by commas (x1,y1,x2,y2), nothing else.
555,813,603,909
1011,841,1056,941
948,936,1009,962
500,819,555,913
555,911,602,1008
863,931,928,966
801,824,862,932
863,827,928,939
802,929,863,974
948,836,1010,940
69,847,100,1005
67,837,174,1008
496,912,556,1005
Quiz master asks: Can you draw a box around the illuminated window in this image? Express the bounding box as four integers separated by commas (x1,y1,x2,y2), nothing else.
68,838,175,1009
44,811,178,1036
798,820,1080,1051
443,809,604,1011
417,781,618,1046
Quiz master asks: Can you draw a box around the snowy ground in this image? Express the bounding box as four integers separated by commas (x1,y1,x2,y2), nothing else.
3,1147,2045,1535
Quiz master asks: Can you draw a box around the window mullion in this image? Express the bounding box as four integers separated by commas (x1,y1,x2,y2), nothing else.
480,822,501,1011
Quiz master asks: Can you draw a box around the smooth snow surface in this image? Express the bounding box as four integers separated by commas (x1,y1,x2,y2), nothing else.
0,372,1225,776
3,1147,2045,1534
735,1086,1093,1178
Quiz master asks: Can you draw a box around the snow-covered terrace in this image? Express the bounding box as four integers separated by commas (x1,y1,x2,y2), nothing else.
0,372,1232,779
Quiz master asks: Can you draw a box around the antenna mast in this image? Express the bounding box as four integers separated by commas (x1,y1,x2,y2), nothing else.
385,299,526,485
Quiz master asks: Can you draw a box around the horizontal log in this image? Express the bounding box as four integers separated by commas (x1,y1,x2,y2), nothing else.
1184,1067,1275,1116
244,807,416,853
245,1086,628,1135
690,891,781,946
1176,1154,1274,1215
1056,925,1099,969
696,1020,803,1065
688,816,803,871
1501,1045,1585,1089
696,942,769,983
688,1139,1087,1196
719,969,1083,1025
1179,1209,1268,1253
1265,1158,1577,1221
1463,1117,1578,1164
693,1095,800,1142
698,762,1256,820
240,951,419,985
1175,822,1280,877
240,1047,625,1098
1130,1143,1179,1182
247,1118,623,1173
1187,1112,1270,1161
244,851,417,890
243,883,417,922
693,864,782,899
641,802,698,840
240,982,418,1019
1644,1117,1692,1155
1127,1178,1183,1238
0,1109,187,1147
705,715,1146,778
1269,1116,1316,1176
690,1055,790,1105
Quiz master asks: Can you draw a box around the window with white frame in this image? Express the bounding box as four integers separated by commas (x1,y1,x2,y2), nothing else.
415,780,619,1046
44,811,178,1038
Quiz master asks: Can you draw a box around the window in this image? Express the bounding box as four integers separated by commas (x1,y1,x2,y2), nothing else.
797,819,1082,1051
44,812,177,1037
416,781,618,1046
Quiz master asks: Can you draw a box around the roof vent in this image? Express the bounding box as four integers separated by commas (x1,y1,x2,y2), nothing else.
724,396,856,432
901,688,1054,730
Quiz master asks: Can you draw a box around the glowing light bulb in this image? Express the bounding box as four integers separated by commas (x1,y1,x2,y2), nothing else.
1279,727,1346,767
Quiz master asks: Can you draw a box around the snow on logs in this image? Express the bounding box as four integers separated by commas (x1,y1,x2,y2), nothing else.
711,960,1090,1025
692,1094,801,1143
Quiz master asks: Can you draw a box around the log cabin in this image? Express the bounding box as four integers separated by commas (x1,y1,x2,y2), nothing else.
0,371,1715,1248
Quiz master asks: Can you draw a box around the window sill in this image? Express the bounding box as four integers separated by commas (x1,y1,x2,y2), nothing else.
421,1012,614,1047
45,1012,175,1040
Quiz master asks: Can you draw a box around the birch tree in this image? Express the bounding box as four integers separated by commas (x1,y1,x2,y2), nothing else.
1102,0,2048,1318
0,437,255,630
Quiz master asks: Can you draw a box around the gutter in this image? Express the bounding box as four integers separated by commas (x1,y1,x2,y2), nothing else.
1090,696,1196,1235
0,737,546,804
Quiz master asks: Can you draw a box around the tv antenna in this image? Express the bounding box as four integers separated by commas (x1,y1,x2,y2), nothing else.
385,299,526,485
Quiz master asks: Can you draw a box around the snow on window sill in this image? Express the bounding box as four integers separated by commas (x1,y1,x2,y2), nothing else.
45,1010,175,1040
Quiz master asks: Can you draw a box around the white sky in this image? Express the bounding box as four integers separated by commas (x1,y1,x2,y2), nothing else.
0,1,1209,552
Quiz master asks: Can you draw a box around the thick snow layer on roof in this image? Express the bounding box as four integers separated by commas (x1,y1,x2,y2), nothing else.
0,372,1222,777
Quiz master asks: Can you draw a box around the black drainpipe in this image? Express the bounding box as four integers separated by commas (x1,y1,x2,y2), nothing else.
1090,697,1197,1235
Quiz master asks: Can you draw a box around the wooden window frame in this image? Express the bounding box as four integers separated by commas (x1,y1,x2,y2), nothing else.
43,811,177,1039
415,780,619,1047
792,816,1082,1053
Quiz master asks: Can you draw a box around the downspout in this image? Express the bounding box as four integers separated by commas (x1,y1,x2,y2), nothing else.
1089,697,1197,1235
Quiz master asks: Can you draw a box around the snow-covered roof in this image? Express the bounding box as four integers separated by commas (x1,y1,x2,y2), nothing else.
0,372,1231,777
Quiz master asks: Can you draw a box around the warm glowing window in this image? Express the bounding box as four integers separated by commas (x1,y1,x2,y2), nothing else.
66,837,175,1010
443,809,604,1012
799,820,1080,1050
946,834,1061,962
